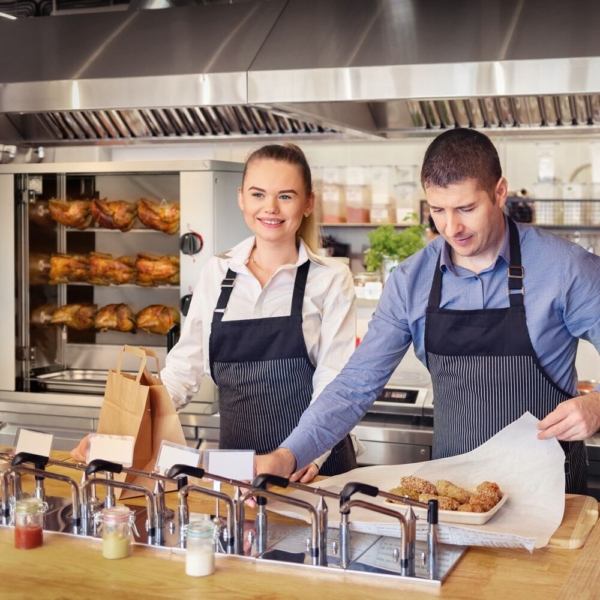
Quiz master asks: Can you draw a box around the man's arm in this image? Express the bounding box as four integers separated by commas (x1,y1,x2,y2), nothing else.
256,266,416,474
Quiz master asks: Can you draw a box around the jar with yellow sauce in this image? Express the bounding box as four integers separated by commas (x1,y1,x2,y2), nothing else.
101,506,133,560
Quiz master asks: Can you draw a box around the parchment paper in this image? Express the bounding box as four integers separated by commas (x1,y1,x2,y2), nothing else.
268,413,566,551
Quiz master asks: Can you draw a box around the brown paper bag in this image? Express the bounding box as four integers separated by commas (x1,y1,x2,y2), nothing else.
97,345,186,499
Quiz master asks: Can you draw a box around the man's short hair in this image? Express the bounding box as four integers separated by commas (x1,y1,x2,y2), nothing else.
420,128,502,199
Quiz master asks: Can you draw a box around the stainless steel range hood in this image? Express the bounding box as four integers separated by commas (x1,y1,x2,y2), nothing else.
3,0,600,145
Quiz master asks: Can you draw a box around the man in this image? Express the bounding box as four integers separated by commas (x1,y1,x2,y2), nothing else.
258,128,600,494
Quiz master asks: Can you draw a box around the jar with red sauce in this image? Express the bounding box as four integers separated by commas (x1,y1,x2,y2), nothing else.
14,497,45,550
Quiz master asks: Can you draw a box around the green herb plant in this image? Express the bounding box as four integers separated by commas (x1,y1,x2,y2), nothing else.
364,214,426,272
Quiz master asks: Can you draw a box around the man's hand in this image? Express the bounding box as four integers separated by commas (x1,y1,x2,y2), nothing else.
290,463,319,483
254,448,297,478
538,392,600,441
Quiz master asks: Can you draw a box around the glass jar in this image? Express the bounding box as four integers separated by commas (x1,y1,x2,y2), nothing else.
101,506,132,560
14,497,45,550
185,521,215,577
353,272,383,300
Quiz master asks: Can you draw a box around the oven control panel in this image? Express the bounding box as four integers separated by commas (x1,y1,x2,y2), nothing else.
369,384,432,417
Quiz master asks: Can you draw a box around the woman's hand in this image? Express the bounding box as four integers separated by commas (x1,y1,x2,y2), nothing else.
290,462,319,483
70,434,91,463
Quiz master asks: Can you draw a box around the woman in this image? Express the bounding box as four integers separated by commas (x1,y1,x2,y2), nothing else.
161,143,358,482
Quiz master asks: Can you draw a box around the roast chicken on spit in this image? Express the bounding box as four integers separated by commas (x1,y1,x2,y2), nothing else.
48,199,93,230
88,252,137,286
137,198,180,235
135,253,180,286
49,253,90,285
31,304,57,326
29,253,51,286
136,305,180,335
94,303,136,333
91,199,138,232
50,303,97,330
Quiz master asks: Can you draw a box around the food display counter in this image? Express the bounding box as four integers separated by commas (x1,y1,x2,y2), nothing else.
0,450,597,600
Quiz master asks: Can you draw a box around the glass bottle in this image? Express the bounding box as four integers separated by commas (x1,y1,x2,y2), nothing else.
101,505,133,559
185,521,215,577
14,497,45,550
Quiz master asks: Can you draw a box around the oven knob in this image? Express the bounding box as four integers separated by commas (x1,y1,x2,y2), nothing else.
180,232,203,255
181,294,193,317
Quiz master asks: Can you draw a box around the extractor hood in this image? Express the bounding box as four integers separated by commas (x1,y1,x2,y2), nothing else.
2,0,600,146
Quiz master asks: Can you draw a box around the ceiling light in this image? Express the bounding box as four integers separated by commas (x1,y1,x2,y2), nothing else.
0,11,16,20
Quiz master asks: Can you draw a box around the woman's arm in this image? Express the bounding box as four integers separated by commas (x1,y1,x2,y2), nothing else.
161,262,213,409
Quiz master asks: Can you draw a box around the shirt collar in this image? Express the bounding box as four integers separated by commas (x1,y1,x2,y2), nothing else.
439,214,511,274
222,236,326,272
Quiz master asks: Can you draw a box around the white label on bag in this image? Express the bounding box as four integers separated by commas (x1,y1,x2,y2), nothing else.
156,441,200,475
206,450,254,481
87,434,135,467
15,428,53,457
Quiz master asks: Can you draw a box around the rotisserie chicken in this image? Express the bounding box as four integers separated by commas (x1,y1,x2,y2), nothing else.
136,305,180,335
88,252,137,286
50,303,97,330
91,199,138,232
48,199,93,230
137,198,180,235
31,304,57,326
49,253,90,285
94,303,136,333
135,253,180,286
29,201,54,228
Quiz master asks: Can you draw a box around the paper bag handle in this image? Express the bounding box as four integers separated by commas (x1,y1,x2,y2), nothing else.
117,345,147,383
140,347,161,378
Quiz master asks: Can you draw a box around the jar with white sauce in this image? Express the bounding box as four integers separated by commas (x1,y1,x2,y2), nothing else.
185,521,215,577
101,505,133,560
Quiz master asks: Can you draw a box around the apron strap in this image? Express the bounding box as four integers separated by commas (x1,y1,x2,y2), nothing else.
506,217,525,307
291,261,310,316
213,268,237,323
427,217,524,309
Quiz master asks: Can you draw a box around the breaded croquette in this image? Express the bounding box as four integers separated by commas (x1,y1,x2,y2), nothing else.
387,486,420,502
477,481,503,501
436,480,472,504
400,476,437,495
418,493,460,511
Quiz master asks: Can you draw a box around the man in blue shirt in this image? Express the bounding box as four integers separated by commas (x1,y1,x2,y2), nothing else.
257,128,600,493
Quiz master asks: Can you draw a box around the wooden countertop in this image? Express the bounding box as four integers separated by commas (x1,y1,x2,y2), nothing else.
0,451,596,600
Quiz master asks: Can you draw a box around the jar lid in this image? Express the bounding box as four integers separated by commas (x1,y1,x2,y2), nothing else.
102,505,131,523
186,521,214,539
15,497,44,513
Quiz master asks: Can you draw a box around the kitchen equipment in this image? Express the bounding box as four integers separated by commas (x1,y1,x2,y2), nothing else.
3,161,247,413
546,494,599,549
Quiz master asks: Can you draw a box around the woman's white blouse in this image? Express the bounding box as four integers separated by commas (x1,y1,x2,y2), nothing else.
162,236,357,416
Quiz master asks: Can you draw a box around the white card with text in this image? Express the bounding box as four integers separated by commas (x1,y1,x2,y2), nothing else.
15,429,53,458
87,434,135,467
206,450,254,481
156,440,200,475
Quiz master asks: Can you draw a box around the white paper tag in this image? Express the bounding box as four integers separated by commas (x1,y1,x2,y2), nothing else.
15,429,53,458
206,450,255,481
87,434,135,467
156,440,200,475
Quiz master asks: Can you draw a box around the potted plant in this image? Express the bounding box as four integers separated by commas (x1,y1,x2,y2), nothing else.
364,215,426,281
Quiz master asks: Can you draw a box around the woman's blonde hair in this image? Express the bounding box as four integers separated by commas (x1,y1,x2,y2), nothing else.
242,143,320,252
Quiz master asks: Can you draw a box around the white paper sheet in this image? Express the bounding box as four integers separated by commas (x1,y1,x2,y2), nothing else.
268,413,566,551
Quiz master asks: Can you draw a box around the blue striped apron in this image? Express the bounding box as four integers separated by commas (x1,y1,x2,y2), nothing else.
425,218,587,494
209,260,356,476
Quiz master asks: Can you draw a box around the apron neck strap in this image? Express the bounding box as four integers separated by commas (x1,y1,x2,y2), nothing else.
427,216,524,309
291,260,310,316
213,268,237,323
212,260,311,323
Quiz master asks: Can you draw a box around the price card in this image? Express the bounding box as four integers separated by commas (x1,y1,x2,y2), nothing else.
206,450,254,481
15,428,53,457
87,434,135,467
155,440,200,475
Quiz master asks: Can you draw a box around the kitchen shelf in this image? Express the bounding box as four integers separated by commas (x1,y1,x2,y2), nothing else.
65,227,171,234
53,282,177,289
321,223,414,228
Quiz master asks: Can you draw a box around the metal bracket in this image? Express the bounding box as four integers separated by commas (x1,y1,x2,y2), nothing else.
16,346,36,361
